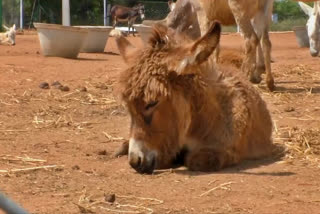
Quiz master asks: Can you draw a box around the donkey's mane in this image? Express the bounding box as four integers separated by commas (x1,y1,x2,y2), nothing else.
119,24,209,103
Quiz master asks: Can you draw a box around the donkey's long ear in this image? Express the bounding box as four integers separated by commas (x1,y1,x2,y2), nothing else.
298,2,313,17
176,21,221,75
314,2,319,14
3,25,9,31
190,21,221,64
12,24,16,31
115,35,137,64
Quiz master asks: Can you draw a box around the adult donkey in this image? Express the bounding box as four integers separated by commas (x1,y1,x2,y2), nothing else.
166,0,275,91
111,3,145,36
298,1,320,57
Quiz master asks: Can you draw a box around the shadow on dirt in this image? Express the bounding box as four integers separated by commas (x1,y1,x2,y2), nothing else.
76,51,120,61
103,51,120,56
76,58,108,61
275,86,320,94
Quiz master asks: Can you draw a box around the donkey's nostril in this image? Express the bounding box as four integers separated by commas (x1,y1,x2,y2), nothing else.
137,156,142,166
139,155,156,174
129,153,143,170
129,153,156,174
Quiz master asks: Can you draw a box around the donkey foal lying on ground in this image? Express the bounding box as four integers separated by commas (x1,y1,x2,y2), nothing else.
116,22,273,174
0,24,16,45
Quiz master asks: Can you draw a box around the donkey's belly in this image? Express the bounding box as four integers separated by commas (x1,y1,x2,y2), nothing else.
117,18,129,22
199,0,236,26
199,0,264,26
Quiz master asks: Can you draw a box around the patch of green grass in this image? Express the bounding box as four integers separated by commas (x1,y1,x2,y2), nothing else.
270,18,308,31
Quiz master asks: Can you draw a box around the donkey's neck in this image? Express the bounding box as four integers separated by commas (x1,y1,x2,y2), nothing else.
185,76,222,142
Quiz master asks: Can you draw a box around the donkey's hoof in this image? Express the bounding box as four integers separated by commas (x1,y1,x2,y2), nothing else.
267,78,275,92
250,75,262,84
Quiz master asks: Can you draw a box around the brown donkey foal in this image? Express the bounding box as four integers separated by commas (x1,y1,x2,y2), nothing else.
116,22,273,174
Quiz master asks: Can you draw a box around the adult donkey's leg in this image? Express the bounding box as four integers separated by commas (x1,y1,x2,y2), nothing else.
252,15,265,82
229,1,258,83
252,6,275,91
261,29,275,91
127,21,131,36
129,19,135,37
113,18,117,29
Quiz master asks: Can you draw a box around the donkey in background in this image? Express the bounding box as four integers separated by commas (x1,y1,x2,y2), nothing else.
299,1,320,57
111,3,145,36
0,24,16,45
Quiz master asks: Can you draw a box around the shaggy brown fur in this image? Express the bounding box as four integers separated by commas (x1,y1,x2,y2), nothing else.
116,22,273,174
219,48,243,69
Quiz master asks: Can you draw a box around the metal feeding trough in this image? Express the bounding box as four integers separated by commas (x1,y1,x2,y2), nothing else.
76,26,113,53
292,26,310,48
34,23,88,58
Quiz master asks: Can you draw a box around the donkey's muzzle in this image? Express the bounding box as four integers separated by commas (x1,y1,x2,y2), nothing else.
129,153,156,174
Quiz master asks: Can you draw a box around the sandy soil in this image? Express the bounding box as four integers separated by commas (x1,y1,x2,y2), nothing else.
0,31,319,214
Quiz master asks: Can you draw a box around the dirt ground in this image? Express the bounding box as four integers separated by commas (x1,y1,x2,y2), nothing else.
0,31,319,214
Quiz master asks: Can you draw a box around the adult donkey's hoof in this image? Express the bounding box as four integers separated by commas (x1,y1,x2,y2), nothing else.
250,74,262,84
267,77,275,92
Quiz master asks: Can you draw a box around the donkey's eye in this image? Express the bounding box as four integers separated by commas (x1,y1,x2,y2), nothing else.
143,114,153,125
145,101,158,110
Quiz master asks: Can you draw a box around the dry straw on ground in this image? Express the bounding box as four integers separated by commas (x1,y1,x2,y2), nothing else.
76,190,163,214
282,128,320,165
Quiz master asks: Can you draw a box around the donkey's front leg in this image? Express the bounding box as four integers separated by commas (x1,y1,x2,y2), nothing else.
239,22,260,84
128,20,135,37
185,148,240,172
113,18,117,29
127,21,131,36
229,1,260,84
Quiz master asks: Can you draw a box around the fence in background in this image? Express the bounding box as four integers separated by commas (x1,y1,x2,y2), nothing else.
1,0,170,29
0,0,311,31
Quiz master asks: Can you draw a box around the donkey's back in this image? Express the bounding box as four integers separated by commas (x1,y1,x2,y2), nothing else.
111,5,139,21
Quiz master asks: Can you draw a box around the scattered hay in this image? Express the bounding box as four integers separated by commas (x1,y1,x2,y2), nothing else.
199,181,236,197
13,80,127,131
77,190,163,214
0,154,63,176
0,155,46,164
280,127,320,166
103,132,124,142
0,165,63,174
